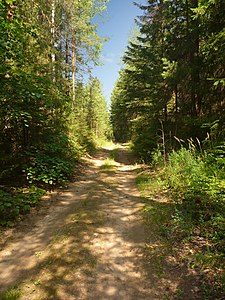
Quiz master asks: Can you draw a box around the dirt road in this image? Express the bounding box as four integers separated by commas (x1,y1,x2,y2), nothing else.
0,145,202,299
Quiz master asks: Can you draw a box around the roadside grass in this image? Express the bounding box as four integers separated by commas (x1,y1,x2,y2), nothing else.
0,186,46,227
100,158,117,170
136,148,225,299
136,170,165,199
0,286,21,300
1,189,104,299
109,148,120,161
96,139,116,149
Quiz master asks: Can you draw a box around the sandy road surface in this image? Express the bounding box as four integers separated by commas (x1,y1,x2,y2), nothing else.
0,145,202,299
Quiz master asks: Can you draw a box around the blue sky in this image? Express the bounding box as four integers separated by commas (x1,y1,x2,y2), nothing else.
92,0,145,104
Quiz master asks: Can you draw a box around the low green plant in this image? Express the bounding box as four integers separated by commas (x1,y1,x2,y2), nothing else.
0,186,45,226
176,289,185,297
100,158,116,170
0,286,21,300
151,147,165,168
162,148,225,248
24,134,79,186
136,171,164,198
109,148,120,161
137,144,225,298
25,153,75,185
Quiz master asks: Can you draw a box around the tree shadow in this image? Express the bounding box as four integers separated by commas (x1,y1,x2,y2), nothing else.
0,150,211,299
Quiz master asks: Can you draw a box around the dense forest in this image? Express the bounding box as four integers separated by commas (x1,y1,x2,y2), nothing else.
111,0,225,156
0,0,224,297
0,0,110,225
111,0,225,295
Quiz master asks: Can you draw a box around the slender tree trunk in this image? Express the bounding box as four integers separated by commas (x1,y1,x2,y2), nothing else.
174,84,179,137
160,120,167,165
185,0,189,36
191,0,199,116
175,84,178,113
51,0,56,82
65,30,69,79
186,0,200,117
71,33,76,102
164,104,168,122
57,28,63,86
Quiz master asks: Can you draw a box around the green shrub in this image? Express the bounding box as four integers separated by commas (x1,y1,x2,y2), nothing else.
153,147,225,251
24,134,79,186
139,145,225,253
0,286,21,300
25,152,75,185
0,186,45,226
138,144,225,298
166,148,205,196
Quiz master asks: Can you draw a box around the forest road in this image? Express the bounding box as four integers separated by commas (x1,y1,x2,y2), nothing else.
0,145,201,300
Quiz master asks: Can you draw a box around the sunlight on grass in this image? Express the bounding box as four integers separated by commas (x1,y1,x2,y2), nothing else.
0,287,21,300
97,140,116,149
100,158,117,170
137,159,225,298
108,147,120,161
136,170,165,198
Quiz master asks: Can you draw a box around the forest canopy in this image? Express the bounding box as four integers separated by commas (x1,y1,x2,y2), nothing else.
0,0,111,224
111,1,225,292
0,0,110,184
111,0,225,159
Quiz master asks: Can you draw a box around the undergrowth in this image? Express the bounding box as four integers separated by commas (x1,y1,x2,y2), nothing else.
109,148,120,161
0,186,45,227
137,144,225,298
100,158,116,170
0,286,21,300
0,135,82,227
24,134,80,186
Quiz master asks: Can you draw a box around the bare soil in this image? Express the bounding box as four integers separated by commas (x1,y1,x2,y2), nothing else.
0,145,204,299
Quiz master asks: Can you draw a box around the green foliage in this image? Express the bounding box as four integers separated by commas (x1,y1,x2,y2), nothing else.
69,79,111,155
0,0,110,188
131,119,161,163
166,148,205,196
138,145,225,298
110,70,130,143
109,148,120,161
0,0,110,226
0,286,21,300
136,171,164,199
25,153,73,186
24,134,79,186
111,0,225,161
100,158,116,170
0,186,45,226
87,78,111,142
144,146,225,253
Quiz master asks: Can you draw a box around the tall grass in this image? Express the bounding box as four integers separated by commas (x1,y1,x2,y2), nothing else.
138,144,225,297
152,145,225,251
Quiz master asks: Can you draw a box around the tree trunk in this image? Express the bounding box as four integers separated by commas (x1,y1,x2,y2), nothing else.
51,0,56,82
71,33,76,102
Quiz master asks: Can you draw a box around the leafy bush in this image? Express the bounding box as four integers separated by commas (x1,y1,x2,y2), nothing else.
165,148,204,195
0,286,21,300
24,134,79,186
131,119,160,163
0,186,45,226
151,146,225,251
137,145,225,297
25,153,75,185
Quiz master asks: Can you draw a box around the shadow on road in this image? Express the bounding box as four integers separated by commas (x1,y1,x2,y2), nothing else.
0,146,205,299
